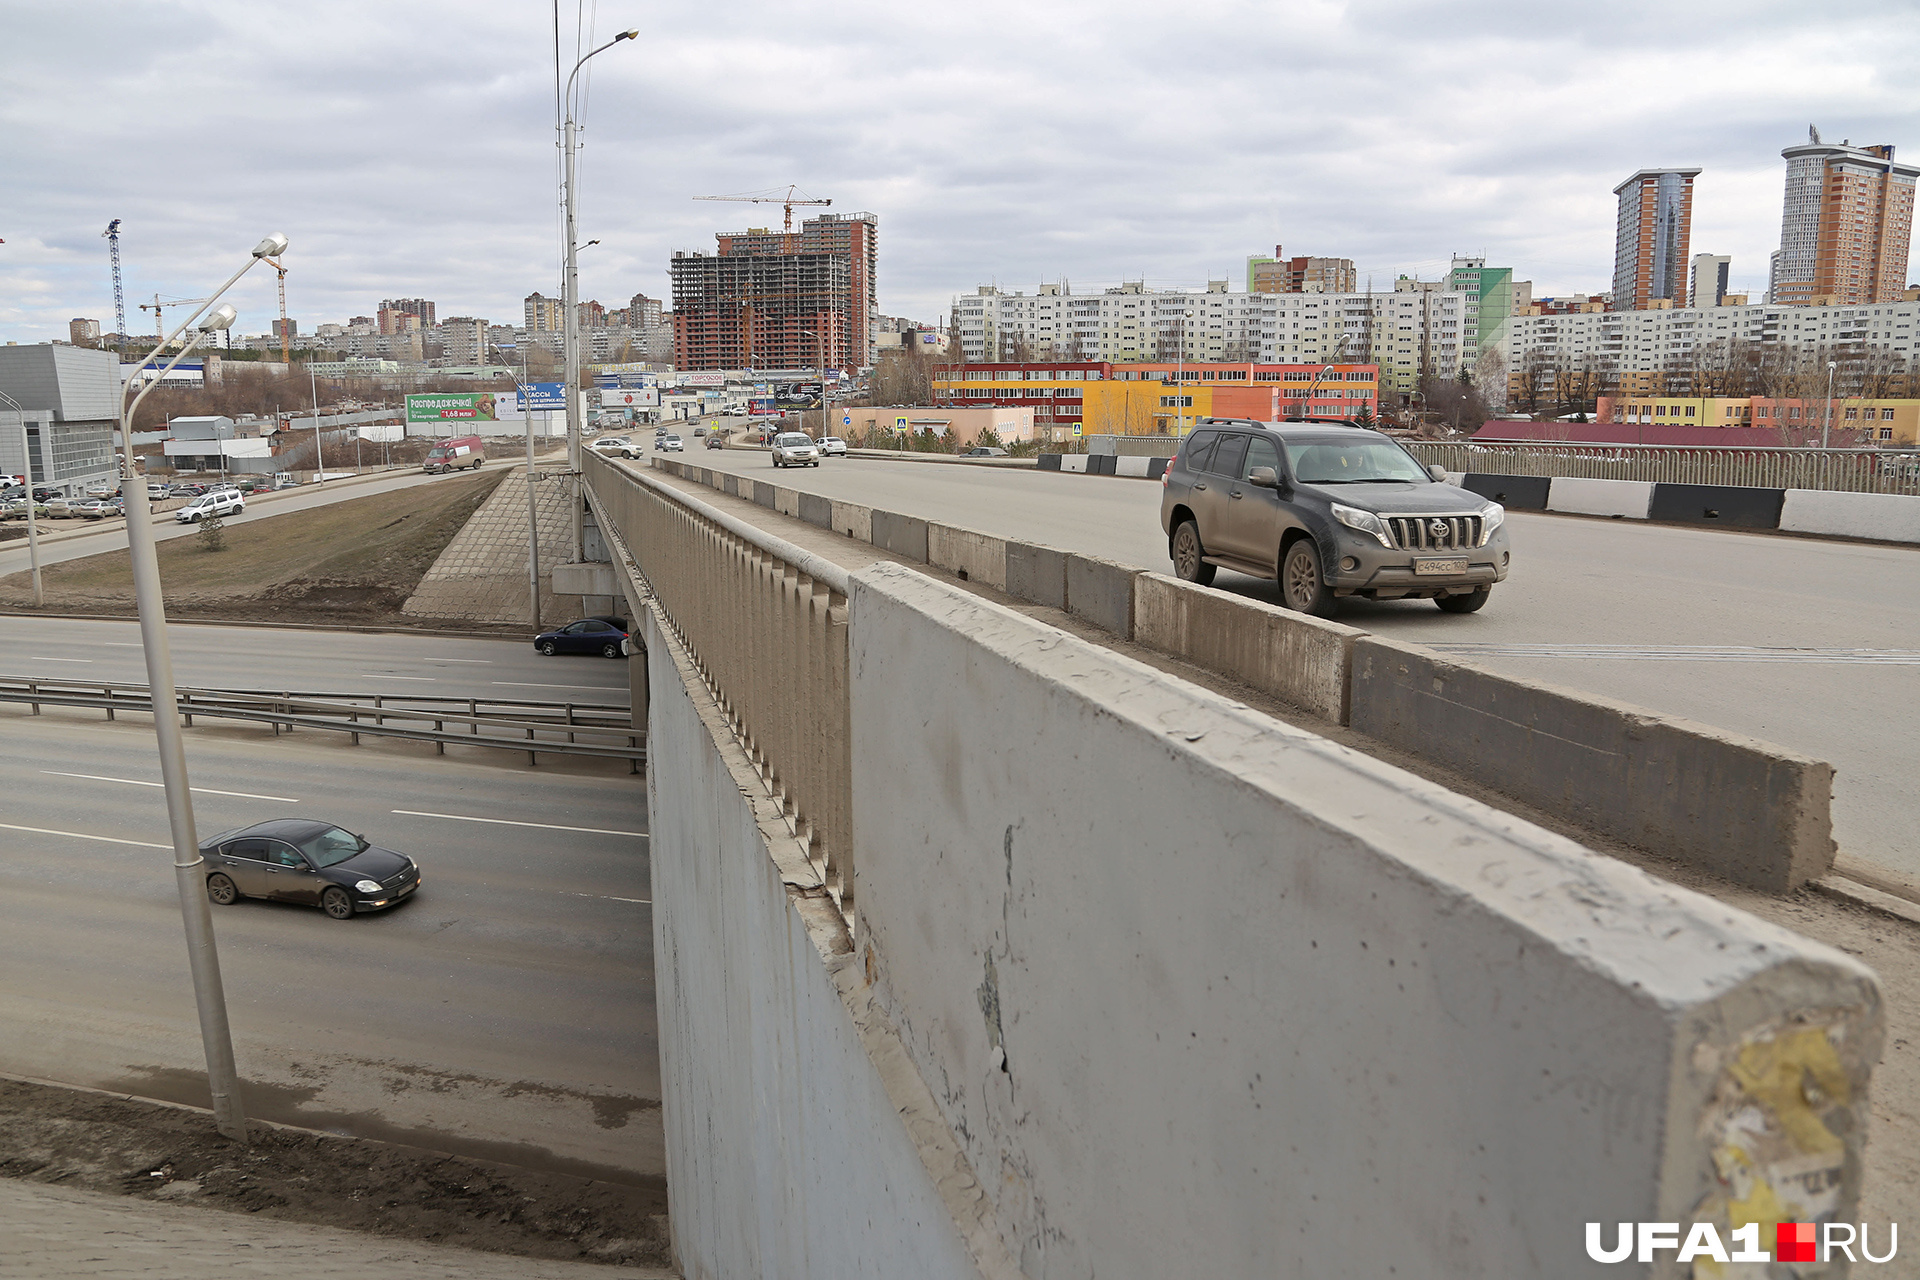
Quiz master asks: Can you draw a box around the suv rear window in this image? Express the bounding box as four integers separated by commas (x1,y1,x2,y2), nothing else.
1181,431,1218,472
1208,434,1249,477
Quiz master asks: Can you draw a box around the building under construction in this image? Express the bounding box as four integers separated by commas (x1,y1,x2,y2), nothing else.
671,212,877,372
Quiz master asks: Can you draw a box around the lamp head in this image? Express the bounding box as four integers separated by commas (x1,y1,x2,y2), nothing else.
252,233,289,259
616,29,638,40
198,304,238,332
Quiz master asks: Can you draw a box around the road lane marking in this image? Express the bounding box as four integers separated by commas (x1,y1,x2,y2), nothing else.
41,771,300,803
1422,643,1920,665
29,657,92,663
491,681,625,692
434,659,493,664
361,674,436,681
0,820,169,850
390,809,647,838
104,642,145,647
560,890,652,905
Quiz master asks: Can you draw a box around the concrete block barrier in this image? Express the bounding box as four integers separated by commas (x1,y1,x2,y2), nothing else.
1648,482,1786,529
1004,541,1068,608
798,492,834,530
870,510,930,562
1064,553,1143,639
928,524,1009,591
1460,473,1551,510
1132,573,1360,723
751,480,777,509
1349,635,1836,890
829,500,873,542
1036,453,1062,471
1780,488,1920,543
1087,454,1117,476
1546,476,1654,519
1060,454,1088,473
1147,458,1171,480
1115,456,1150,478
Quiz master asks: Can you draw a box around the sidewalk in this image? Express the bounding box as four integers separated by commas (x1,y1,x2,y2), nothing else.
0,1178,677,1279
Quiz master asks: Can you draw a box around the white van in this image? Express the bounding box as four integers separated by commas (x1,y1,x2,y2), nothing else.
175,490,246,523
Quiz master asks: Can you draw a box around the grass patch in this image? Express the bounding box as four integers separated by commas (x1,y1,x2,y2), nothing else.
0,470,507,627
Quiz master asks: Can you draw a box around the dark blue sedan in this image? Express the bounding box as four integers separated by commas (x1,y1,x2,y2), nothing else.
533,616,629,658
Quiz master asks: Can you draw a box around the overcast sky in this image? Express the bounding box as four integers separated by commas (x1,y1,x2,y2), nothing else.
4,1,1917,345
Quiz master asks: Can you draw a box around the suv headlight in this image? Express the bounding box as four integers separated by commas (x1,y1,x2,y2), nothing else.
1478,503,1505,546
1331,502,1392,548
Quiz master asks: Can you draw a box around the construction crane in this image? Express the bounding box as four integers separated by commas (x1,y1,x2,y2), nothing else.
102,220,128,355
693,185,831,234
262,256,290,363
138,295,211,346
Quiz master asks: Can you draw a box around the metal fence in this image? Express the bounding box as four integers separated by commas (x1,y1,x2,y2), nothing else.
1403,441,1920,496
582,450,854,919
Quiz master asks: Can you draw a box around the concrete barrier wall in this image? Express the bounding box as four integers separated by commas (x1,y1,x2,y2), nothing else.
1003,541,1067,608
870,510,930,562
929,525,1009,591
1546,476,1654,518
847,563,1879,1279
1132,572,1360,723
1349,635,1836,890
1063,553,1140,638
1780,487,1920,543
1460,473,1551,510
642,607,1009,1280
1646,482,1785,529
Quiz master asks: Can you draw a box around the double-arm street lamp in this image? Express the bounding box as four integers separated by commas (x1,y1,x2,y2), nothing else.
113,231,288,1144
560,29,637,562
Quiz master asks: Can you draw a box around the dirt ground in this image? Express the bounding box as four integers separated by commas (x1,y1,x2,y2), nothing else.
0,470,506,630
0,1076,673,1268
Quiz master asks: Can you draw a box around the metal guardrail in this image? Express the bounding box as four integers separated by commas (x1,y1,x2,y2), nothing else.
1404,441,1920,495
0,677,644,770
583,449,853,917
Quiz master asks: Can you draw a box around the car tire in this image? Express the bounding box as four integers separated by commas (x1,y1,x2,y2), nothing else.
1171,520,1216,586
601,642,621,659
1435,587,1491,614
1280,538,1337,618
321,887,355,920
207,874,238,905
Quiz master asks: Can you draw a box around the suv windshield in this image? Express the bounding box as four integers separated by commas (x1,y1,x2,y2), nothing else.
1282,439,1429,484
298,825,367,867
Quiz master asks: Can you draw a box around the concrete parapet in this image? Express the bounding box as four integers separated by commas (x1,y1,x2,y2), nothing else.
870,510,930,563
1460,473,1551,509
847,562,1881,1279
1115,455,1150,478
1133,572,1359,723
1003,541,1067,608
1349,635,1836,890
830,500,873,542
928,524,1008,591
1780,488,1920,543
1547,476,1654,519
798,492,834,530
1648,483,1785,529
1063,553,1141,638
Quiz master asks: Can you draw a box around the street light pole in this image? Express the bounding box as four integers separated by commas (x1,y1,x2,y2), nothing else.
0,391,43,606
309,366,325,484
559,30,637,563
1823,359,1837,450
1176,308,1193,435
113,232,283,1147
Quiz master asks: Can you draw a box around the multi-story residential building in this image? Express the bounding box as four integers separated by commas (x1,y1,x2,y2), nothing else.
577,299,607,329
380,298,436,328
272,317,298,339
628,293,664,330
376,308,421,336
1612,168,1700,309
1690,254,1733,309
1442,256,1513,366
674,212,878,371
524,292,564,333
1770,129,1918,307
68,318,101,347
1589,393,1918,445
1246,247,1357,295
434,317,488,367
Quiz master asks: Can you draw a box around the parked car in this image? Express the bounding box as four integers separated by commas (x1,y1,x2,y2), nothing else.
705,433,725,450
658,434,685,452
146,482,171,499
961,446,1008,458
43,497,81,519
72,497,125,520
83,481,119,499
1159,418,1510,616
532,616,629,658
592,436,639,459
422,435,486,473
818,436,848,457
169,483,209,498
32,485,64,502
771,432,820,468
175,489,245,523
200,819,422,920
0,498,47,521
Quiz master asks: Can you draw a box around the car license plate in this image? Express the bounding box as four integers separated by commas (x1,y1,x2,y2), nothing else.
1414,558,1468,576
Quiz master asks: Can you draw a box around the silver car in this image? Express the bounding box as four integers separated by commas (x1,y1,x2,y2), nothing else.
771,432,820,468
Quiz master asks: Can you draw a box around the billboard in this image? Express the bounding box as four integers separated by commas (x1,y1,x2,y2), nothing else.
674,371,726,388
523,381,566,410
406,393,499,424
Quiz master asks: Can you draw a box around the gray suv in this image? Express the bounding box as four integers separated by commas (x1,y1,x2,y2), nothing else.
1159,419,1510,615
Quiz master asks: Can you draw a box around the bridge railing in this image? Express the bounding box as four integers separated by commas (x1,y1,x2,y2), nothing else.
582,449,854,917
1404,439,1920,494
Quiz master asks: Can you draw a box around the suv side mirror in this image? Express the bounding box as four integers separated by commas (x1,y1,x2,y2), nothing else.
1427,464,1448,483
1247,466,1279,489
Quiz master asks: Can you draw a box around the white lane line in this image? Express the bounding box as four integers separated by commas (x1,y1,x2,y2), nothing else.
0,820,169,850
491,681,624,692
30,657,93,663
361,674,436,681
390,809,647,838
41,771,301,803
434,659,493,664
104,642,145,647
560,890,652,905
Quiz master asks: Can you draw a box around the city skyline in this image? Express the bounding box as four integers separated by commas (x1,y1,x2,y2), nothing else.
3,1,1917,346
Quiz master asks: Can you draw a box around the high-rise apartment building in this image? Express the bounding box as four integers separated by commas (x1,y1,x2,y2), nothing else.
1442,256,1513,363
377,307,423,336
380,298,436,328
1770,130,1918,307
524,292,564,333
1612,168,1700,309
1690,254,1732,308
435,317,488,367
68,318,101,347
1247,247,1357,294
673,212,877,371
628,293,664,329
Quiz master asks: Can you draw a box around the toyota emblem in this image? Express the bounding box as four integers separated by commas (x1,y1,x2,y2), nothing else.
1427,519,1449,539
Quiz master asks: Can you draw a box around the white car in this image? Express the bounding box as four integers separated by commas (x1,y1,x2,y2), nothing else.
818,436,848,457
592,437,639,459
771,433,820,468
175,490,245,523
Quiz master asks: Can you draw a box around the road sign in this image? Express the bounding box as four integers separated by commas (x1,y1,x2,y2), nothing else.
895,415,910,430
523,381,566,410
1072,424,1083,436
843,414,852,427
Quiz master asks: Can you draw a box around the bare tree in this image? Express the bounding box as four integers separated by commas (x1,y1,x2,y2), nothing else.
1515,348,1552,417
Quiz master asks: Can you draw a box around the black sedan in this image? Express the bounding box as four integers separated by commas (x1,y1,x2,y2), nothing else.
199,819,422,920
533,616,628,658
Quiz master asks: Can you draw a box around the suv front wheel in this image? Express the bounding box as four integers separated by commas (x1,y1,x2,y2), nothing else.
1436,587,1490,613
1171,520,1216,586
1280,538,1336,618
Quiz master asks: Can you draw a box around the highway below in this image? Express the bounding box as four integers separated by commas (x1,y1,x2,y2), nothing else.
0,625,655,1183
662,444,1920,881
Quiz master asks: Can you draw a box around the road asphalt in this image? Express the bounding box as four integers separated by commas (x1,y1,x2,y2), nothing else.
660,446,1920,881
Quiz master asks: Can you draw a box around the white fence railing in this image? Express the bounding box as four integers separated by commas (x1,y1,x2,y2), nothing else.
1404,441,1920,495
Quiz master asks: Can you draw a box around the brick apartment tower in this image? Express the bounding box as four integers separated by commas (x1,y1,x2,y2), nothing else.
671,212,878,372
1771,130,1919,306
1248,247,1357,294
1612,169,1699,309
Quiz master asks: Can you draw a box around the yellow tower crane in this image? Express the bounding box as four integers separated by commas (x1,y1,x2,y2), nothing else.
693,185,831,234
